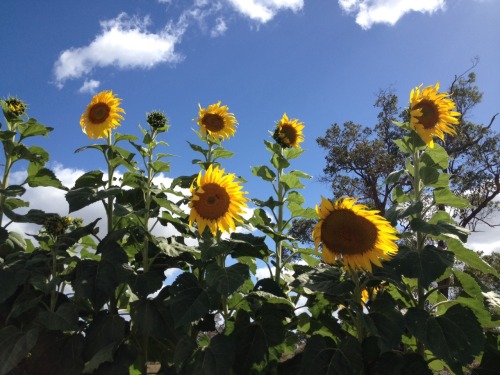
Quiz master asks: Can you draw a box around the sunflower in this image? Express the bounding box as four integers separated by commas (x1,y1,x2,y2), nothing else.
189,164,248,236
5,97,27,116
272,113,304,148
409,83,460,148
80,91,125,139
196,101,237,140
312,197,398,272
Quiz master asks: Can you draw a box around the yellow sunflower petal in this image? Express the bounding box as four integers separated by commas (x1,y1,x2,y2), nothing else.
196,101,237,140
409,82,461,148
189,164,248,236
272,113,305,148
80,91,125,139
312,197,399,273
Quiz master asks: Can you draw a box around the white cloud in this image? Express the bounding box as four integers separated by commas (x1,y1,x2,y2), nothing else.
211,17,228,37
53,13,184,87
78,79,101,94
227,0,304,23
338,0,446,29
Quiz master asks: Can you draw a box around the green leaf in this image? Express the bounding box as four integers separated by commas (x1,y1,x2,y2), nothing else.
212,147,234,160
0,326,39,375
421,143,449,169
0,230,27,256
446,239,499,277
393,132,426,153
206,263,249,296
292,268,354,297
433,187,470,209
405,305,484,374
0,184,26,197
26,165,65,189
169,273,210,328
366,293,405,352
271,152,290,169
130,298,176,339
73,170,105,189
233,323,268,374
386,201,423,226
191,335,235,375
226,232,272,259
187,141,208,157
37,303,79,331
283,147,304,159
83,313,126,372
280,173,304,191
389,245,454,288
18,118,53,140
251,165,276,182
151,160,170,173
410,218,469,242
453,269,483,301
385,169,406,184
392,185,411,203
420,166,451,188
174,335,197,372
66,186,121,213
369,352,432,375
299,335,363,375
20,331,85,374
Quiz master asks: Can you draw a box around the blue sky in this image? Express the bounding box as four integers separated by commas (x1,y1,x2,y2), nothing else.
1,0,500,252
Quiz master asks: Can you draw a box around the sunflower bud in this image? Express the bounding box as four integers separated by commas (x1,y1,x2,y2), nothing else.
147,111,168,129
43,216,72,237
5,97,27,116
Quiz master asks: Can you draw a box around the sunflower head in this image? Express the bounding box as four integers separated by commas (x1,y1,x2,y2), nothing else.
312,197,398,272
196,101,237,140
272,113,304,148
147,111,168,129
43,215,73,237
189,164,248,236
409,83,460,148
5,97,27,116
80,91,125,139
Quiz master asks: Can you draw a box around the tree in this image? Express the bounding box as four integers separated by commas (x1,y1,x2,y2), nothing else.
314,68,499,232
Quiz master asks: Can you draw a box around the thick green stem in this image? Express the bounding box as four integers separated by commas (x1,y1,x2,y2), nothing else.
106,134,115,235
50,245,58,312
0,131,15,226
274,149,285,285
142,130,157,274
349,268,366,343
412,145,427,356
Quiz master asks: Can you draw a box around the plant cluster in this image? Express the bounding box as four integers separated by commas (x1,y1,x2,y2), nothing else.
0,84,498,375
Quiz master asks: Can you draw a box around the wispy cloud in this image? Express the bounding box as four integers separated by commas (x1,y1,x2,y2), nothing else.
338,0,446,29
211,17,228,37
78,79,100,94
227,0,304,23
53,1,305,87
53,13,184,88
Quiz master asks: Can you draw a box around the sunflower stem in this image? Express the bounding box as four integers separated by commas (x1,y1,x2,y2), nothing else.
349,267,366,343
0,119,16,227
411,144,427,356
274,148,285,286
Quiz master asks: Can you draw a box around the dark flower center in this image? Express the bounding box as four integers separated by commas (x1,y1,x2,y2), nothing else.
193,183,230,220
321,209,378,255
413,100,439,129
89,103,111,124
202,113,225,132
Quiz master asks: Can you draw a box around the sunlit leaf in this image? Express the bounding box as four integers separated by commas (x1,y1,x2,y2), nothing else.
251,165,276,182
433,187,470,209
